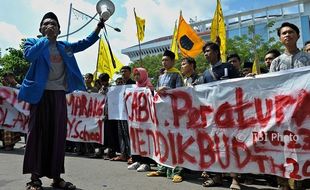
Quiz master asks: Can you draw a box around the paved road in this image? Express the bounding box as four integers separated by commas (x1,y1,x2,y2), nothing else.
0,141,279,190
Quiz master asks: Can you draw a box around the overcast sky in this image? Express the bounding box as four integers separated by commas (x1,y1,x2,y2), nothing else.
0,0,292,74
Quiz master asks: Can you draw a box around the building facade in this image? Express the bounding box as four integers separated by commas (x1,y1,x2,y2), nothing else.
122,0,310,62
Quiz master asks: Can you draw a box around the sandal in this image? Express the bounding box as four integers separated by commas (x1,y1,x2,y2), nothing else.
201,171,209,178
277,177,291,190
147,171,165,177
26,179,43,190
202,175,223,187
172,175,183,183
127,157,133,165
103,152,116,160
278,186,291,190
51,178,76,190
109,155,127,162
230,182,241,190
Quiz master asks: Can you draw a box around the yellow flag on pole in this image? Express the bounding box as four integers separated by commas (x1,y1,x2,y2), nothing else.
134,9,145,42
211,0,227,62
95,38,124,79
252,55,261,75
177,12,204,57
170,19,179,60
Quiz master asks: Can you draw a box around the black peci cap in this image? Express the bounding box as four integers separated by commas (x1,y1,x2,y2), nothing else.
40,12,60,28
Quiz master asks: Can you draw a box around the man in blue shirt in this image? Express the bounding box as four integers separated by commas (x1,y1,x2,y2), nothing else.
197,42,239,84
20,12,105,190
198,42,240,190
156,50,184,93
148,50,184,183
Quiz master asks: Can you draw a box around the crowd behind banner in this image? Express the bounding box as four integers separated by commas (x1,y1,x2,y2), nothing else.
1,18,310,189
124,67,310,180
1,67,310,179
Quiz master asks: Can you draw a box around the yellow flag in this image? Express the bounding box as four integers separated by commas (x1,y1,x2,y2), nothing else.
170,20,179,60
134,9,145,42
95,38,124,79
252,56,261,75
177,12,204,57
211,0,227,62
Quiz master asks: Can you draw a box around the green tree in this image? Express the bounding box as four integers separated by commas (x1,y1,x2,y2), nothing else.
129,52,208,86
130,54,163,86
227,22,284,65
0,39,29,83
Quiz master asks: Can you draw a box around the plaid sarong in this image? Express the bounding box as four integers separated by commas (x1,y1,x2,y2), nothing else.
3,130,21,146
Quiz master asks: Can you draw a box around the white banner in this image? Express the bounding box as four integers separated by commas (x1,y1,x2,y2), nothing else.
0,89,106,144
0,87,30,132
125,67,310,180
66,91,105,144
107,84,135,120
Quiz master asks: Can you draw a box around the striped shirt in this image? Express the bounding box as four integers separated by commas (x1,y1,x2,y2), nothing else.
157,72,184,89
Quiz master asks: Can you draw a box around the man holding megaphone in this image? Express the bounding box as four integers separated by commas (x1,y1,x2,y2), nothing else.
19,11,106,190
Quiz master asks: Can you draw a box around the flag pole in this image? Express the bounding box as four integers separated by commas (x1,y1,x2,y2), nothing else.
217,0,219,38
134,8,143,67
137,38,143,67
170,18,179,60
217,0,221,60
94,35,102,80
215,0,220,48
66,3,73,41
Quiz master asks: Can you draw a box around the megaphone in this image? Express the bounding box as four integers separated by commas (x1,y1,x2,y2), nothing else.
96,0,115,21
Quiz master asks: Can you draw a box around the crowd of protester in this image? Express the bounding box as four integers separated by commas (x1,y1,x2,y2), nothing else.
1,21,310,190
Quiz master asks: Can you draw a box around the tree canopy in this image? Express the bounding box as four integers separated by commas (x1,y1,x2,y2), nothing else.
0,39,29,84
227,23,284,65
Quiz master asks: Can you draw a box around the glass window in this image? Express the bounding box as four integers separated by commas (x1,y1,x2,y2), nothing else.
255,23,268,41
240,26,248,36
228,28,239,38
